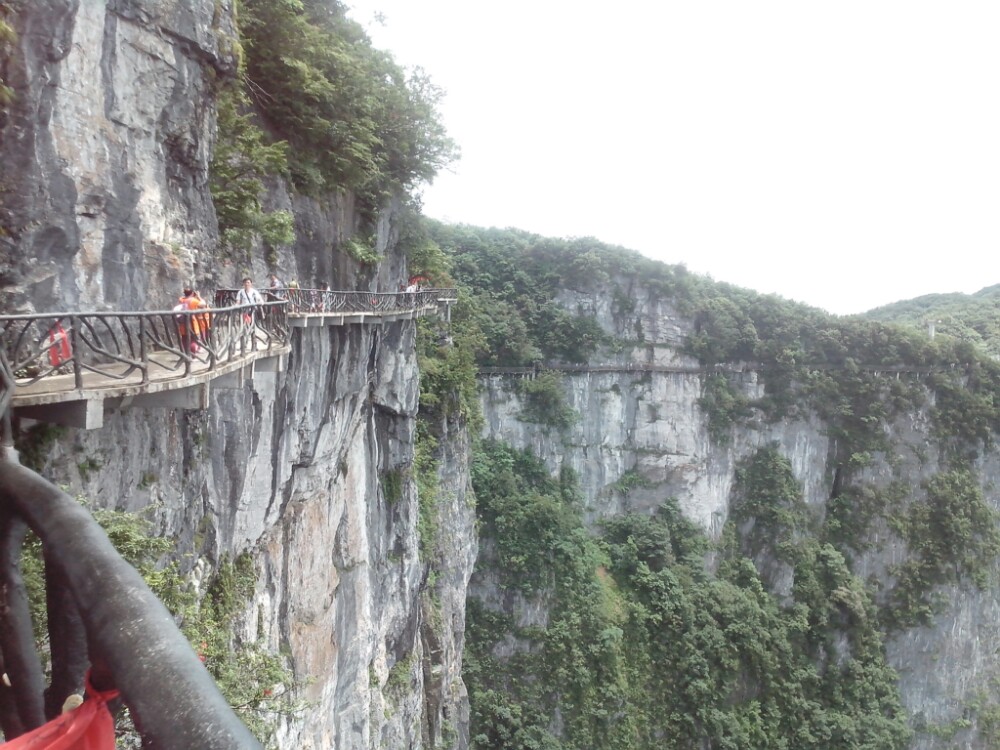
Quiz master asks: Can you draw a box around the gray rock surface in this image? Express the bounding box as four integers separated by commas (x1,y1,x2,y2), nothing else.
1,3,473,748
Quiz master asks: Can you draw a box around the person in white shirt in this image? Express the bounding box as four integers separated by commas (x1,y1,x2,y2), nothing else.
236,277,263,324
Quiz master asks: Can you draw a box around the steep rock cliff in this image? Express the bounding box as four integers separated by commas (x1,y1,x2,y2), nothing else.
474,276,1000,749
1,2,473,748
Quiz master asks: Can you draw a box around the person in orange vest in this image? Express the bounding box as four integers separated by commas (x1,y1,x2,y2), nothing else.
191,290,212,345
175,288,208,354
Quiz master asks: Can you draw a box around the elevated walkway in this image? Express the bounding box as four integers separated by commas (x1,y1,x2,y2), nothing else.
215,287,457,327
1,287,456,432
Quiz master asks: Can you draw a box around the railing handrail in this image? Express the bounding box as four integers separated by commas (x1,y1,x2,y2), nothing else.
213,287,456,317
0,300,287,322
0,300,291,421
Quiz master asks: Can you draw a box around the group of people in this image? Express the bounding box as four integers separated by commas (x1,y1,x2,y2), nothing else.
173,270,435,352
174,278,267,356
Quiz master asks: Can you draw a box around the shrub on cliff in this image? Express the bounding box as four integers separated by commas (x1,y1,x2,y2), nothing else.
210,85,295,254
237,0,457,216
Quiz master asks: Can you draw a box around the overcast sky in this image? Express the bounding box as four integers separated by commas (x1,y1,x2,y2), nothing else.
347,1,999,315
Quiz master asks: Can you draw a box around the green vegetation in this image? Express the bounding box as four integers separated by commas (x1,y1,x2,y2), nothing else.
414,423,441,561
516,371,577,430
466,441,912,750
14,423,66,472
413,237,483,561
698,374,750,444
434,223,1000,463
428,224,618,365
381,467,405,505
396,204,455,285
731,446,809,564
416,298,484,433
210,84,295,254
0,6,16,108
865,284,1000,358
610,469,651,496
237,0,457,216
433,215,1000,749
342,236,382,266
883,469,1000,630
208,0,456,257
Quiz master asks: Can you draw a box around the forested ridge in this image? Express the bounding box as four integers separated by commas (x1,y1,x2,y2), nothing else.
865,285,1000,359
428,224,1000,749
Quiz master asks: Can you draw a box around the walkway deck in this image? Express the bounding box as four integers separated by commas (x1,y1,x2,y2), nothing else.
1,288,456,432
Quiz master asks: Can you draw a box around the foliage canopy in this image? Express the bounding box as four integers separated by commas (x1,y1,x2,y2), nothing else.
237,0,457,210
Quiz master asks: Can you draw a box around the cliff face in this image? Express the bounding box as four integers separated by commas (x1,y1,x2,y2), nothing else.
0,0,234,311
0,3,474,749
474,276,1000,749
8,3,1000,749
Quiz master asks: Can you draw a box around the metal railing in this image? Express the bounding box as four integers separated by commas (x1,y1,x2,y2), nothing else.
214,288,457,315
0,301,288,427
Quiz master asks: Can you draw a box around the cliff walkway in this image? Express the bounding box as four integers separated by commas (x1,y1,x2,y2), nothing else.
215,287,457,325
0,288,456,433
479,362,955,377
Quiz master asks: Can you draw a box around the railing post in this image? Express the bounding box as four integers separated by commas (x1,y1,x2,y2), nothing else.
1,412,11,454
0,349,17,461
70,316,83,390
183,316,192,376
138,316,148,384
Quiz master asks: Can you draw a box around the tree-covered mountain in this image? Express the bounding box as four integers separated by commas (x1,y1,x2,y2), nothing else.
433,224,1000,750
863,285,1000,359
6,1,1000,748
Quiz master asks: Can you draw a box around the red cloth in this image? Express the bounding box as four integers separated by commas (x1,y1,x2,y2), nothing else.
3,679,118,749
47,324,72,367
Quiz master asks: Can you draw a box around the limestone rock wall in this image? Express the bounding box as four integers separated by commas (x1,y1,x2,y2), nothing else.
0,2,474,748
0,0,237,312
478,283,1000,750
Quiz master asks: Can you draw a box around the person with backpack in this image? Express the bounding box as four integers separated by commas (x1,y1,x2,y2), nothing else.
191,290,212,345
267,273,285,302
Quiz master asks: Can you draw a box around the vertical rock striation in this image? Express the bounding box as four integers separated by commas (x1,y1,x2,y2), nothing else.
1,0,236,312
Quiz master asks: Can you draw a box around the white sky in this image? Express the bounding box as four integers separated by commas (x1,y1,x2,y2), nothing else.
347,1,1000,315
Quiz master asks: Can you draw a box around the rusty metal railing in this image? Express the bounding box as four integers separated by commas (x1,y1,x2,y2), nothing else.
214,288,457,315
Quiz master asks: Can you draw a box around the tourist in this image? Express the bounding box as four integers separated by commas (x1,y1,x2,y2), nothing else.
236,277,263,325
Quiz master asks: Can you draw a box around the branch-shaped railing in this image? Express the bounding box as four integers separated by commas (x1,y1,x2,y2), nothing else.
214,288,457,314
0,288,457,441
0,302,289,445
